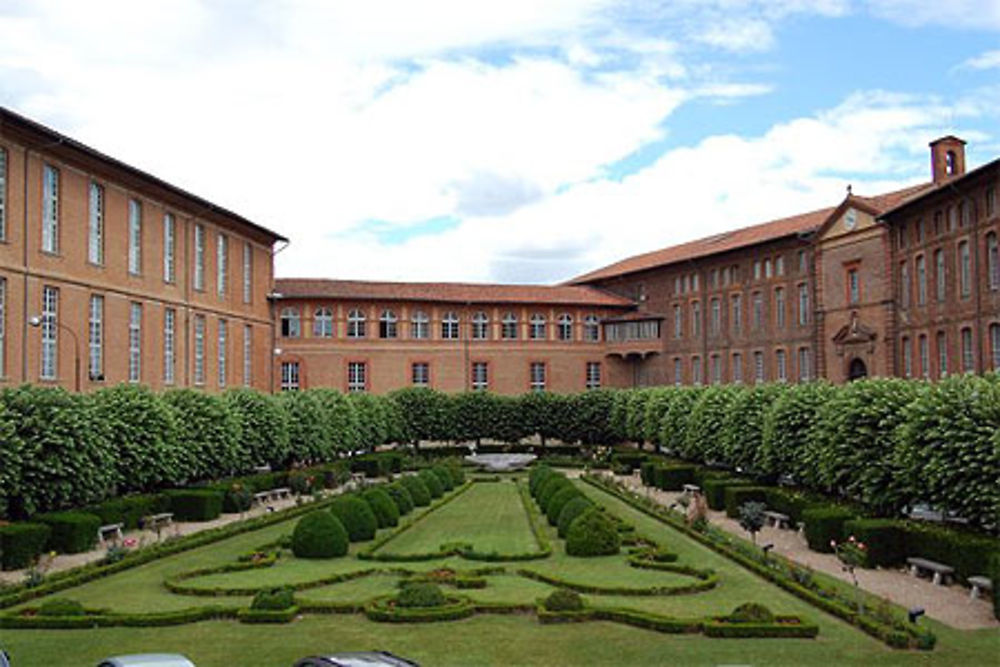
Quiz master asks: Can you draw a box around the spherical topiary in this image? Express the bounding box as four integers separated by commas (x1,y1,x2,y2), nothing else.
38,598,86,616
529,465,555,496
251,587,296,611
430,465,455,491
329,495,378,542
385,482,415,515
543,589,584,612
446,463,465,486
557,496,594,538
537,475,572,512
291,511,349,558
396,582,446,608
362,487,400,528
546,486,582,526
418,469,444,498
728,602,775,623
401,475,432,506
566,508,620,557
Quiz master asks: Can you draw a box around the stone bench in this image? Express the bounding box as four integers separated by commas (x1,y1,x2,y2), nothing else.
968,576,993,600
906,557,954,586
253,487,292,505
97,523,124,545
763,510,791,529
682,484,700,495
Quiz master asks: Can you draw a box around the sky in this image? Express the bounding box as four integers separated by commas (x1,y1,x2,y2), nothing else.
2,1,999,285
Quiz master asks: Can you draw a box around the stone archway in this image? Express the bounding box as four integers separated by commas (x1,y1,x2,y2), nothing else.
848,357,868,381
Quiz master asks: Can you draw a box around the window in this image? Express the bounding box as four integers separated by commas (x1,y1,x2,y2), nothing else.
710,297,721,335
42,164,59,253
313,308,333,337
673,305,682,338
88,183,104,265
502,312,518,340
961,328,974,373
216,233,228,297
557,314,573,341
691,273,699,291
217,319,227,387
775,256,785,276
674,276,682,295
709,269,718,288
987,187,996,218
348,361,366,392
128,200,142,275
193,315,205,385
193,224,205,290
722,267,731,287
958,241,971,297
128,303,142,383
916,255,926,306
937,331,947,378
988,233,999,290
163,214,175,283
471,362,488,391
901,336,912,378
732,352,743,383
583,315,599,342
412,362,430,387
960,201,973,228
41,286,58,380
0,277,5,377
991,324,1000,370
774,288,786,329
164,308,175,385
897,225,907,249
754,351,765,384
280,362,299,391
471,311,489,340
948,206,957,231
899,261,910,307
764,258,773,279
88,295,103,380
798,347,811,381
529,314,546,340
691,301,700,337
586,362,601,390
0,148,5,240
530,362,546,392
242,242,252,303
935,249,946,301
752,292,763,330
378,309,397,339
798,250,807,273
411,310,429,339
281,308,301,338
604,320,660,341
711,354,721,385
753,260,761,280
776,349,787,382
798,284,809,325
441,311,460,340
730,294,742,334
243,324,252,387
691,357,702,385
673,358,682,386
919,334,929,378
347,309,366,338
848,267,860,304
934,211,943,236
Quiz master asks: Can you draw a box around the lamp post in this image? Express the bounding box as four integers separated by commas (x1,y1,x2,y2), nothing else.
28,314,81,392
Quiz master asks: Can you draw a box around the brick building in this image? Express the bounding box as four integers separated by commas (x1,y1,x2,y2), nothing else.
0,107,286,393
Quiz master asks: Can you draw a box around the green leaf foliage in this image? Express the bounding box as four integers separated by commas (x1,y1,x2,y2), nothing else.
417,469,444,498
658,386,703,455
329,495,378,542
278,390,331,465
162,389,244,482
683,385,744,463
388,387,452,443
400,475,432,507
721,384,786,477
348,392,388,450
642,388,675,448
608,389,633,442
546,486,582,526
760,382,837,486
362,487,400,528
566,507,621,557
224,389,291,469
291,510,349,558
312,389,361,456
557,496,594,538
385,482,415,515
625,389,654,443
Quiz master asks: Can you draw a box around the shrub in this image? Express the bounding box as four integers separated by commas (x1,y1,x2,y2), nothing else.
445,462,465,486
0,523,51,570
738,502,766,545
400,475,431,507
291,511,349,558
764,487,825,524
417,469,444,499
37,598,86,617
841,519,907,568
658,387,703,454
362,488,400,528
802,506,855,553
222,484,253,514
312,389,361,456
682,385,744,463
728,602,775,623
537,474,572,511
279,391,330,465
35,512,101,554
349,392,389,450
385,482,415,516
430,465,455,492
902,522,1000,580
557,496,594,538
760,382,836,485
543,589,584,612
570,389,619,445
639,461,657,486
396,582,445,608
86,494,162,531
165,489,224,522
566,508,620,557
163,390,245,482
989,552,1000,621
724,486,770,519
329,495,378,542
654,465,696,491
251,587,296,610
546,486,582,526
703,478,751,511
224,389,291,469
721,384,786,477
529,465,555,496
388,387,452,444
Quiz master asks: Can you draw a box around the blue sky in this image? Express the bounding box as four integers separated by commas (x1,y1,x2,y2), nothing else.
1,1,999,283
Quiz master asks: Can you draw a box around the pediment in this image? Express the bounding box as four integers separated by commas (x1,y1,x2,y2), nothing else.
832,311,877,350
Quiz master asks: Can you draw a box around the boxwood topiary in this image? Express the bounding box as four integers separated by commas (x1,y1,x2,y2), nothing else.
557,497,594,538
430,466,455,492
529,465,555,496
537,475,572,511
251,586,296,610
543,588,584,612
35,511,101,554
445,463,465,486
385,482,415,515
728,602,775,623
566,508,620,557
362,487,400,528
546,486,582,526
724,486,770,519
0,523,52,570
396,582,446,608
165,489,225,522
401,475,432,507
37,598,86,617
329,495,378,542
417,469,444,498
802,506,854,553
291,510,349,558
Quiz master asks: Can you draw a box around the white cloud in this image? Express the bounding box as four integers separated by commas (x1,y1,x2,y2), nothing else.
960,49,1000,69
864,0,1000,30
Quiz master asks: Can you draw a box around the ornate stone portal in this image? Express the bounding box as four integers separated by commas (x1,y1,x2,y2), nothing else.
832,311,878,380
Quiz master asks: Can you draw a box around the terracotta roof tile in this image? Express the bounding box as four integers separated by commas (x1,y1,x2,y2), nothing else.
274,278,634,308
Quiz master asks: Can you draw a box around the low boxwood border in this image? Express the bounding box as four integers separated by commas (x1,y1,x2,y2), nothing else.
517,567,717,596
358,481,474,560
236,605,299,624
703,617,820,639
364,595,475,623
0,605,240,629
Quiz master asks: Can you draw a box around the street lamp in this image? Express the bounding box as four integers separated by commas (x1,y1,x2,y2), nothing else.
28,314,81,392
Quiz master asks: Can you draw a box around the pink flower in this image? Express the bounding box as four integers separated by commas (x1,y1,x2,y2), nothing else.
858,543,866,550
848,535,856,543
123,538,137,548
830,539,837,548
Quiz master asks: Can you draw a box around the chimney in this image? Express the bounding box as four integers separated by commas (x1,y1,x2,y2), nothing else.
929,136,966,184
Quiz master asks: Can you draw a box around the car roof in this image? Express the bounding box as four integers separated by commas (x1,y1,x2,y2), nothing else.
303,652,418,667
97,655,195,667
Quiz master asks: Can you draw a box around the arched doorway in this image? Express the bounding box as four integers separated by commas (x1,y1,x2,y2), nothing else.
848,357,868,381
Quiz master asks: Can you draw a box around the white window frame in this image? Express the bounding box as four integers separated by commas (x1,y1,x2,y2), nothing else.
128,199,142,275
380,309,398,339
691,356,702,386
471,361,488,391
194,315,205,385
797,284,809,325
502,312,519,340
798,347,811,381
987,233,999,291
583,314,599,342
919,334,929,378
471,311,489,340
0,147,6,241
41,286,58,380
441,311,460,340
347,309,366,338
88,182,104,265
242,241,252,303
88,295,103,380
961,327,974,373
752,291,763,330
164,308,176,385
193,224,205,290
776,349,787,382
691,301,700,338
935,249,946,301
585,361,601,390
754,350,765,384
530,362,546,392
991,324,1000,371
411,310,429,339
711,354,721,385
673,305,682,339
731,294,742,334
412,362,430,387
128,302,142,383
217,233,228,297
916,255,926,306
557,314,573,341
958,241,971,297
42,164,59,253
217,319,227,387
529,314,546,340
243,324,252,387
673,358,682,386
901,336,912,378
313,308,333,337
282,307,301,338
937,331,947,378
163,214,176,283
732,352,743,384
348,361,366,393
0,277,5,377
280,361,300,391
774,288,785,329
710,297,721,335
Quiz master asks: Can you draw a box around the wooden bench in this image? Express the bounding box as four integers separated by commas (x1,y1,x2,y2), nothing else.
763,510,791,530
906,557,954,586
97,523,124,545
968,576,993,600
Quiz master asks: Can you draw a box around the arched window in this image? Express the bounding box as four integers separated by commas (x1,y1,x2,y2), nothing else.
313,308,333,337
958,241,971,297
502,312,518,340
471,311,489,340
583,314,600,342
411,310,429,339
280,307,300,338
379,309,397,339
347,309,366,338
529,313,546,340
987,232,999,290
557,314,572,341
441,311,459,340
946,150,957,175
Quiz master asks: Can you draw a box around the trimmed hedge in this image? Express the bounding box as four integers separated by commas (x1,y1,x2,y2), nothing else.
537,475,573,512
35,512,101,554
724,487,770,519
385,482,415,516
430,466,455,492
329,495,378,542
545,486,582,526
557,496,594,539
417,469,444,499
843,519,907,568
802,506,855,553
362,488,400,528
902,522,1000,581
165,489,224,522
703,478,751,511
566,508,620,557
0,523,51,570
654,465,696,491
291,511,349,558
400,475,432,507
764,487,824,524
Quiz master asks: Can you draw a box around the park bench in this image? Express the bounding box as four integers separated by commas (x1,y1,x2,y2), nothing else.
252,487,292,506
763,510,791,530
97,522,124,545
906,557,954,586
142,513,174,538
682,484,700,495
968,576,993,600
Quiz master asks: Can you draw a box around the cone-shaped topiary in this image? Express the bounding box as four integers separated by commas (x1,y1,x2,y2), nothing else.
291,510,349,558
329,495,378,542
546,486,582,526
401,475,431,506
566,508,620,557
418,469,444,498
557,496,593,538
362,487,400,528
385,482,415,515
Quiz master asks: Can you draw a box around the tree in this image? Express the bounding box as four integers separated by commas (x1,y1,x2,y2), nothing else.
738,501,766,545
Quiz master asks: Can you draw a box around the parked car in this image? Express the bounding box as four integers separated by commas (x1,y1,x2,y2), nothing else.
0,647,11,667
293,651,419,667
96,655,195,667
